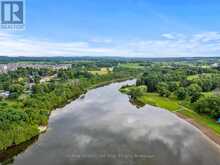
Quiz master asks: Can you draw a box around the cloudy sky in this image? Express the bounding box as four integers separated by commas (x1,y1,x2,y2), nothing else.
1,0,220,57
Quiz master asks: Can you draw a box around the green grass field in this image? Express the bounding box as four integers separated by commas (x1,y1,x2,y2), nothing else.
187,73,216,81
89,67,110,75
137,93,181,111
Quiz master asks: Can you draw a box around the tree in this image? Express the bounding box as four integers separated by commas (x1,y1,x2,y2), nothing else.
198,79,214,92
9,84,24,98
136,79,142,86
157,82,171,97
129,86,147,99
168,81,178,92
187,84,202,96
180,79,191,87
32,84,44,94
175,87,188,100
141,73,160,92
190,92,201,103
194,96,220,118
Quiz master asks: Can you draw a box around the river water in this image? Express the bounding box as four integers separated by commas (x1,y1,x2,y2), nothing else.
1,80,220,165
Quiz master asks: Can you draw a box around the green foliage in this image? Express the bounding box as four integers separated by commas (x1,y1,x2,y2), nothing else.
140,73,160,92
0,62,134,151
8,84,24,99
1,59,220,151
191,74,220,92
168,81,179,92
0,108,39,150
186,84,202,103
180,79,191,87
129,86,147,99
136,93,181,112
187,84,202,96
194,96,220,118
156,82,171,97
136,63,220,122
190,92,201,103
175,87,188,100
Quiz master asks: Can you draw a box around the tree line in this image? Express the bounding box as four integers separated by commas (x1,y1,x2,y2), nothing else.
135,65,220,119
0,64,136,150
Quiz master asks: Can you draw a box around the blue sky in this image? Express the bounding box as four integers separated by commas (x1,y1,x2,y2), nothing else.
1,0,220,57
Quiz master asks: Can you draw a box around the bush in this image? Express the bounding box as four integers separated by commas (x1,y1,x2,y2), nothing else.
194,96,220,118
157,82,171,97
129,86,147,99
190,92,201,103
175,87,188,100
187,84,202,96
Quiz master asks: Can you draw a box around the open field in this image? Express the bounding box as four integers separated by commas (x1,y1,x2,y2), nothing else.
187,73,213,80
89,68,110,75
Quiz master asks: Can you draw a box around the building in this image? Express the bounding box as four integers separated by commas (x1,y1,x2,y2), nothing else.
0,91,10,98
211,63,219,68
0,63,72,74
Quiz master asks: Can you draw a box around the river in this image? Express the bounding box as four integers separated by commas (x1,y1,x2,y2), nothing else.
1,80,220,165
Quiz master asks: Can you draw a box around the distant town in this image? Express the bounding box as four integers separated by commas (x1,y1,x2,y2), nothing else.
0,63,72,74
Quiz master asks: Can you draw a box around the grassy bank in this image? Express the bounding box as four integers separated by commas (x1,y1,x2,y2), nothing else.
121,87,220,136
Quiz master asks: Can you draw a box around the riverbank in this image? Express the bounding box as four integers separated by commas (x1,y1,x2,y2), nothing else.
120,88,220,147
176,113,220,148
3,79,220,164
88,77,134,90
38,126,48,133
0,77,133,152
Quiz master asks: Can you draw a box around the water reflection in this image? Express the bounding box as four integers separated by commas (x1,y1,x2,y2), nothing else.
0,137,38,165
1,80,220,165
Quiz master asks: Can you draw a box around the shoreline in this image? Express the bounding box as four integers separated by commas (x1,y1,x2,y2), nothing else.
176,112,220,148
38,81,220,151
0,78,133,153
88,77,134,90
120,87,220,149
38,126,48,133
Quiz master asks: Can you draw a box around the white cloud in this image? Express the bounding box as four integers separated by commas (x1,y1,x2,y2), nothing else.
125,32,220,57
0,31,220,57
90,38,113,44
192,32,220,43
161,33,186,40
0,32,116,56
161,33,176,40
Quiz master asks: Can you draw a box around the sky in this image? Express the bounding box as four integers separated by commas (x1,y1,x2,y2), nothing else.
1,0,220,57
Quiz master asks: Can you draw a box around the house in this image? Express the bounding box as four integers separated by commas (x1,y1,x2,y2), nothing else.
211,63,219,68
0,91,10,98
0,65,8,74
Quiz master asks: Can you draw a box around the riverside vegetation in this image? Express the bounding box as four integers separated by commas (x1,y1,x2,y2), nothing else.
1,57,220,151
0,59,142,151
120,60,220,136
